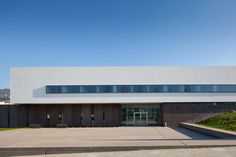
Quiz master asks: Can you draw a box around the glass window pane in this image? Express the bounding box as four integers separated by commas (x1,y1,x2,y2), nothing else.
149,85,164,92
218,85,236,92
80,85,96,93
167,85,184,92
199,85,215,92
184,85,199,92
97,85,112,93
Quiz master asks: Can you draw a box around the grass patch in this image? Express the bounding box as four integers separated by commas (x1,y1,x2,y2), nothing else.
197,111,236,132
0,128,17,131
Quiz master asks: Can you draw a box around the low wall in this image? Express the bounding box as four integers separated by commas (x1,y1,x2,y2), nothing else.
180,122,236,138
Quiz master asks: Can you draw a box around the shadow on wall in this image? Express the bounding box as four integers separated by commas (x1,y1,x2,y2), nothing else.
33,87,81,98
33,87,125,98
33,87,46,98
33,86,164,99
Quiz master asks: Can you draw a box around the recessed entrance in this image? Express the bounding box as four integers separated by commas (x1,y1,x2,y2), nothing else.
121,104,160,126
134,112,148,126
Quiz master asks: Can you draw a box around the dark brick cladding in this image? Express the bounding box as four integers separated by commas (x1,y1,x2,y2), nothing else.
1,103,236,127
0,104,120,127
161,103,236,126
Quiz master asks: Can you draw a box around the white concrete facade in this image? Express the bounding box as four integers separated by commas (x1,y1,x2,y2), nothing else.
11,66,236,104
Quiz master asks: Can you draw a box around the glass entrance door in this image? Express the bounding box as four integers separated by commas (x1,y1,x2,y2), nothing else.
134,112,148,126
121,104,160,126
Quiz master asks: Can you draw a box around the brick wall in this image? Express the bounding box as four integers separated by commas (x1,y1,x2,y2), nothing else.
162,103,236,126
0,104,120,127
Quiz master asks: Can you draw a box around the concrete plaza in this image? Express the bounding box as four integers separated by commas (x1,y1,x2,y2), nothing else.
0,127,214,147
0,127,236,156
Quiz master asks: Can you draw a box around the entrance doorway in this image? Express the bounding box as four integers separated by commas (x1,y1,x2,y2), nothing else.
134,112,148,126
121,104,160,126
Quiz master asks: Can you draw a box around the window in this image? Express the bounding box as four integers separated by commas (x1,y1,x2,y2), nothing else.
81,86,96,93
149,85,165,92
218,85,236,92
97,85,112,93
166,85,184,92
198,85,216,92
184,85,199,92
46,84,236,94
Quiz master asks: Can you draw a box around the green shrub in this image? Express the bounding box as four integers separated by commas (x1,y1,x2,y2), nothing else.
0,128,17,131
197,111,236,132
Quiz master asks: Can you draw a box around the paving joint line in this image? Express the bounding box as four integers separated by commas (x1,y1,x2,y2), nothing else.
179,140,188,149
154,127,166,139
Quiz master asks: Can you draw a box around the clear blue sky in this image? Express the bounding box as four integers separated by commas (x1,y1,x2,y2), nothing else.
0,0,236,88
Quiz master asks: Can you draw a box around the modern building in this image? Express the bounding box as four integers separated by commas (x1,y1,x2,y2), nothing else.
1,66,236,127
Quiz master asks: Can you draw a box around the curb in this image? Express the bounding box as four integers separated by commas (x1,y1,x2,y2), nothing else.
1,144,236,156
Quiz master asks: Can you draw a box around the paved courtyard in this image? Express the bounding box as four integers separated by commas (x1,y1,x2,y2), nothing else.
0,127,236,156
0,127,213,148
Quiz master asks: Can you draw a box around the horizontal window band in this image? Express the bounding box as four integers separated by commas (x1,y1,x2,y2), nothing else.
45,85,236,94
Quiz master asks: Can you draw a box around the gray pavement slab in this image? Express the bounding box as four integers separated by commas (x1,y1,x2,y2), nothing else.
0,127,235,156
0,127,215,147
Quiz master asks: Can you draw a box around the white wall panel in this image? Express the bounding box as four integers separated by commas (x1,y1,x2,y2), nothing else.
11,66,236,104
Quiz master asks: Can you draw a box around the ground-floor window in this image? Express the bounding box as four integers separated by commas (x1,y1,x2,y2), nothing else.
121,104,160,126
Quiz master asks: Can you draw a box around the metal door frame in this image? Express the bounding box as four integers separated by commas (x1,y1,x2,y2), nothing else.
133,112,148,126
